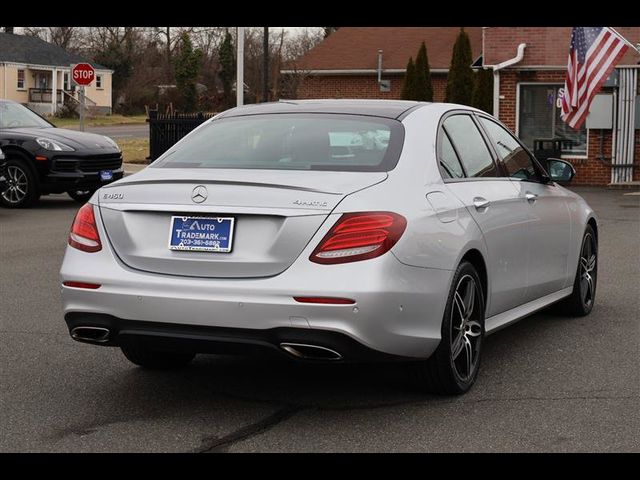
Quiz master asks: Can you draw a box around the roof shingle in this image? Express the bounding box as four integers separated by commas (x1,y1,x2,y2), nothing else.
289,27,482,72
0,33,107,69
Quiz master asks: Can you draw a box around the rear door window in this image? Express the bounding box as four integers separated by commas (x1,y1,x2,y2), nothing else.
443,114,499,178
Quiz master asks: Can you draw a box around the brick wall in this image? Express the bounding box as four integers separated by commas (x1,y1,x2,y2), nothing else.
484,27,640,67
497,69,638,186
296,73,448,102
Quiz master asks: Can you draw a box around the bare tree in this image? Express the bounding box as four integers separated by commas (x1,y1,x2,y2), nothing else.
23,27,78,50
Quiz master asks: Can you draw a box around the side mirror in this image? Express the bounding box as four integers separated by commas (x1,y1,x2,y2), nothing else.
546,158,575,184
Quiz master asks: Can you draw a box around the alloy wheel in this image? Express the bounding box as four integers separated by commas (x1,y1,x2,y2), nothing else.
579,233,597,308
1,165,28,204
450,274,483,382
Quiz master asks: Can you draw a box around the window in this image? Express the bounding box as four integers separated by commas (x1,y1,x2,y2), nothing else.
479,117,540,181
17,69,25,89
519,84,587,156
63,72,69,91
96,75,103,88
154,114,405,172
443,115,498,177
438,131,465,179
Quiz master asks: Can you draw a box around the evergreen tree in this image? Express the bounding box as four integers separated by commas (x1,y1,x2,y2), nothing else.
414,41,433,102
445,28,474,105
174,32,203,112
472,68,494,114
401,57,416,100
218,31,235,109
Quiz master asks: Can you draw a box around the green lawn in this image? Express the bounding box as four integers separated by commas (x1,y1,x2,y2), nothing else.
116,138,149,164
50,114,147,128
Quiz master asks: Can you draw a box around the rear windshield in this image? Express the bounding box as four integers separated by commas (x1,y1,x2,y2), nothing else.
152,113,404,172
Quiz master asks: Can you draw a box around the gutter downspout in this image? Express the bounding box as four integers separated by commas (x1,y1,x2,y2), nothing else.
492,43,526,118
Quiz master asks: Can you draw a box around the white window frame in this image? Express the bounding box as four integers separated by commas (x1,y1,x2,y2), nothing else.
95,74,103,89
16,68,26,90
516,82,588,160
63,71,69,91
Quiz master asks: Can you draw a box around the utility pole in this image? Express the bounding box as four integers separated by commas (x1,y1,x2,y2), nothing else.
263,27,269,102
236,27,244,107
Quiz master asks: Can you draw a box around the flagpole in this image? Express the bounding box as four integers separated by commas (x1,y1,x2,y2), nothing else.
608,27,640,53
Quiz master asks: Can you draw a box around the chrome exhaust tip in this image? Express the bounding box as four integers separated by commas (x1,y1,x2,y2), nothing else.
280,343,342,361
70,326,110,344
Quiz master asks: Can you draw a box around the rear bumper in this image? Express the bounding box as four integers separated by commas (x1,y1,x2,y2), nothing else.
64,313,408,362
60,207,453,360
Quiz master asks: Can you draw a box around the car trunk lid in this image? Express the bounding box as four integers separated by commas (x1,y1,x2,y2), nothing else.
97,168,386,278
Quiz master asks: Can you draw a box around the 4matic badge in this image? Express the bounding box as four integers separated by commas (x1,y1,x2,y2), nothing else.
293,199,328,208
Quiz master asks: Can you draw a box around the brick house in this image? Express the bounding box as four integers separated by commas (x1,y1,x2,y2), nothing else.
284,27,639,186
484,27,639,186
282,27,482,102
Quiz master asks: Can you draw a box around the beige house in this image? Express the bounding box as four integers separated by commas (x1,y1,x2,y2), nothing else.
0,32,113,115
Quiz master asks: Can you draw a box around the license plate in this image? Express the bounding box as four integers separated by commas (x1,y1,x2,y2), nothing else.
168,216,235,253
100,170,113,181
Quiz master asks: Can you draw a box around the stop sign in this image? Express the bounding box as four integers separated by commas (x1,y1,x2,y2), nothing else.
71,63,95,86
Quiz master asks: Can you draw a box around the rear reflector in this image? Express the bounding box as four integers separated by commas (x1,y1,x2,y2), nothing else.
63,281,101,289
68,203,102,253
293,296,355,305
310,212,407,265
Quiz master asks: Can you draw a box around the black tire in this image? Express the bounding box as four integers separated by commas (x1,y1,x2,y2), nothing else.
557,224,597,316
0,158,40,208
67,189,96,203
409,261,485,395
120,343,195,370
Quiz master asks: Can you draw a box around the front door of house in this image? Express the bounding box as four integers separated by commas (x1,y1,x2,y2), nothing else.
36,73,49,89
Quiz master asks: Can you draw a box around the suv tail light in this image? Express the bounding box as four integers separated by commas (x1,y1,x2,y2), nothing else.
310,212,406,265
68,203,102,252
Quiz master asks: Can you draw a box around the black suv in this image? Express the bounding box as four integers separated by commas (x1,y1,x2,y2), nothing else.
0,99,123,208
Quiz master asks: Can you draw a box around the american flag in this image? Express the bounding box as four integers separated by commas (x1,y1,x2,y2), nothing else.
560,27,629,129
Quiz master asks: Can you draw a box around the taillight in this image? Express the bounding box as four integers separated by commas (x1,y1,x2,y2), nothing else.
68,203,102,252
310,212,407,265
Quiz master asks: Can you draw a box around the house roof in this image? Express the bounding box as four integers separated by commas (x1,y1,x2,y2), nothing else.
0,33,108,70
285,27,483,73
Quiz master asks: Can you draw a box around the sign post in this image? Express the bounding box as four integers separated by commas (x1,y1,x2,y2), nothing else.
71,63,96,132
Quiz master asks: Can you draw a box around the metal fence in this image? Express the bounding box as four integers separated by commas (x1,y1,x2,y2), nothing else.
147,111,216,161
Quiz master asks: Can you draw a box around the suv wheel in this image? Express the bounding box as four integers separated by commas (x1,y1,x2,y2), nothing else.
0,159,40,208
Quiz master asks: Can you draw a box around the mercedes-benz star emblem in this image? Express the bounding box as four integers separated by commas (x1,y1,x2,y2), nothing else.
191,185,208,203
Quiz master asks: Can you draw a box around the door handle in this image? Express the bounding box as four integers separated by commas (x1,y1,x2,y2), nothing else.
525,193,538,203
473,197,490,210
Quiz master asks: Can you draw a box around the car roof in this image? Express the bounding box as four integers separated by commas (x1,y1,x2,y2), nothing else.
216,99,427,120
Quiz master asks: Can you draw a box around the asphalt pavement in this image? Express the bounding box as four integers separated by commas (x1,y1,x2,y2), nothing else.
64,124,148,139
0,188,638,452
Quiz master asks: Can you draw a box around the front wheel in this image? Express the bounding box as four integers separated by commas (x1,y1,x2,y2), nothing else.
409,261,485,395
0,160,40,208
67,189,96,203
558,225,598,316
120,343,195,370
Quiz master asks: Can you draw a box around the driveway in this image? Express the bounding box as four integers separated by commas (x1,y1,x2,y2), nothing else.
0,188,638,452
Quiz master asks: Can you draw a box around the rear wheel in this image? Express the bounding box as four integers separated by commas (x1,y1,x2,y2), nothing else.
558,225,597,316
409,261,485,395
0,159,40,208
120,343,195,370
67,189,96,203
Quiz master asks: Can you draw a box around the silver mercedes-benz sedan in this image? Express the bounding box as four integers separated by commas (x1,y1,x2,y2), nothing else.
60,100,598,394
